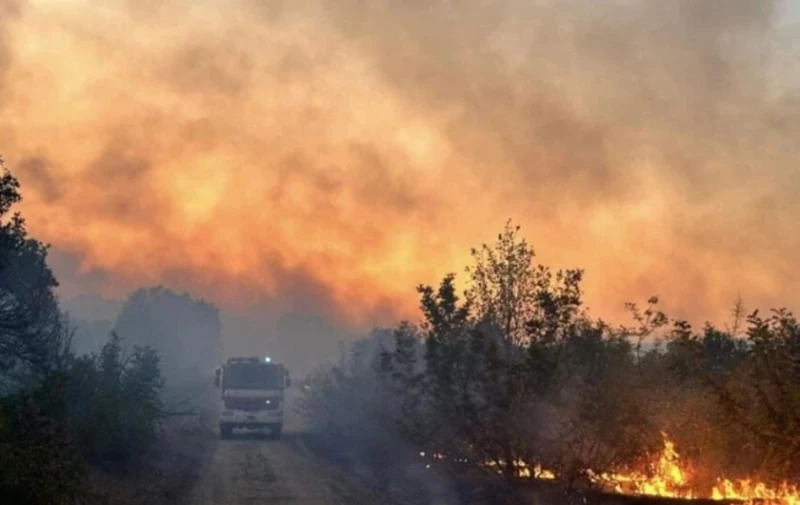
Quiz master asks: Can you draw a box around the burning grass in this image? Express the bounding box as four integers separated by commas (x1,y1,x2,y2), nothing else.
588,434,800,505
418,433,800,505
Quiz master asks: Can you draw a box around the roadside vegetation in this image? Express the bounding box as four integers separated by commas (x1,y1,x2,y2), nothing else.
300,221,800,504
0,157,217,504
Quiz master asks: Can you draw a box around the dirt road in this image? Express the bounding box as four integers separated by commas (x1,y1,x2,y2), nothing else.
188,392,380,505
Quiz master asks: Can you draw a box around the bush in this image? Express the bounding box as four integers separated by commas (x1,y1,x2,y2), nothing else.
0,332,165,501
0,158,169,502
301,222,800,500
0,377,84,505
68,332,164,470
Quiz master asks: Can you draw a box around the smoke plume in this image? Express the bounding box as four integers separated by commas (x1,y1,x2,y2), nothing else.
0,0,798,346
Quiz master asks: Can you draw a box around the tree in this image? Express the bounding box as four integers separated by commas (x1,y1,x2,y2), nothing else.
383,221,615,484
0,157,169,502
302,220,800,498
710,308,800,482
0,156,63,384
66,332,164,469
114,285,221,397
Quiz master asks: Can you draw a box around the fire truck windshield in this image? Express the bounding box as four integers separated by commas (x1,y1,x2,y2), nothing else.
223,363,283,390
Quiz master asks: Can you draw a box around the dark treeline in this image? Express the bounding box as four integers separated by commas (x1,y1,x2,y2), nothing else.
300,222,800,504
0,158,220,504
113,285,221,406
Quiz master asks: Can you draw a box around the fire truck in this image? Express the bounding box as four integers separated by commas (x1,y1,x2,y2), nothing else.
214,356,291,439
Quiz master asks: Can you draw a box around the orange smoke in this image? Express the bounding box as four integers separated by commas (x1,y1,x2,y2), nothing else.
0,0,798,327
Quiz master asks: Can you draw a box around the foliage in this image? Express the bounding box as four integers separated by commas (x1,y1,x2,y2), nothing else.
0,157,63,384
0,376,84,505
114,285,221,396
0,159,167,503
302,220,800,498
384,223,661,484
0,331,164,502
707,309,800,482
68,332,165,469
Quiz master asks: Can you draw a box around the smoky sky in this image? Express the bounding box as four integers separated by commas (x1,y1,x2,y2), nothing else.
1,0,799,342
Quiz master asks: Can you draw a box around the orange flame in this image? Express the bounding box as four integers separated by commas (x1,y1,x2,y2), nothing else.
419,434,800,505
711,479,800,505
588,433,694,498
591,434,800,505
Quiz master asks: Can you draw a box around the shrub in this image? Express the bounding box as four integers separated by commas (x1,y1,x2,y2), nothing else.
0,332,165,501
68,332,165,470
0,377,84,505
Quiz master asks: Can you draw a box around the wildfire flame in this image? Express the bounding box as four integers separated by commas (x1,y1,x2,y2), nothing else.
418,434,800,505
711,479,800,505
590,434,800,505
588,433,694,498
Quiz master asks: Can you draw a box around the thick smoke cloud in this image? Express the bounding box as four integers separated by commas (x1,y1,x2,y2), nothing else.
0,0,23,104
1,0,799,358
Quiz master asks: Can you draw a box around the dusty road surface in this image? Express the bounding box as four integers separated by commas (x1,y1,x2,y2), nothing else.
189,390,380,505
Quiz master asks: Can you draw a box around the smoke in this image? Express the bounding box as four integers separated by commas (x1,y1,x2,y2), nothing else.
0,0,23,105
0,0,798,351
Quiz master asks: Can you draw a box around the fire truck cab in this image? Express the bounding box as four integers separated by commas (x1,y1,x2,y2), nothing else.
214,356,291,439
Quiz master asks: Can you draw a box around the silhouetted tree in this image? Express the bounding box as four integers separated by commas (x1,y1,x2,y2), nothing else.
0,157,168,503
380,222,660,487
114,285,221,395
0,157,63,383
302,221,800,498
707,309,800,482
